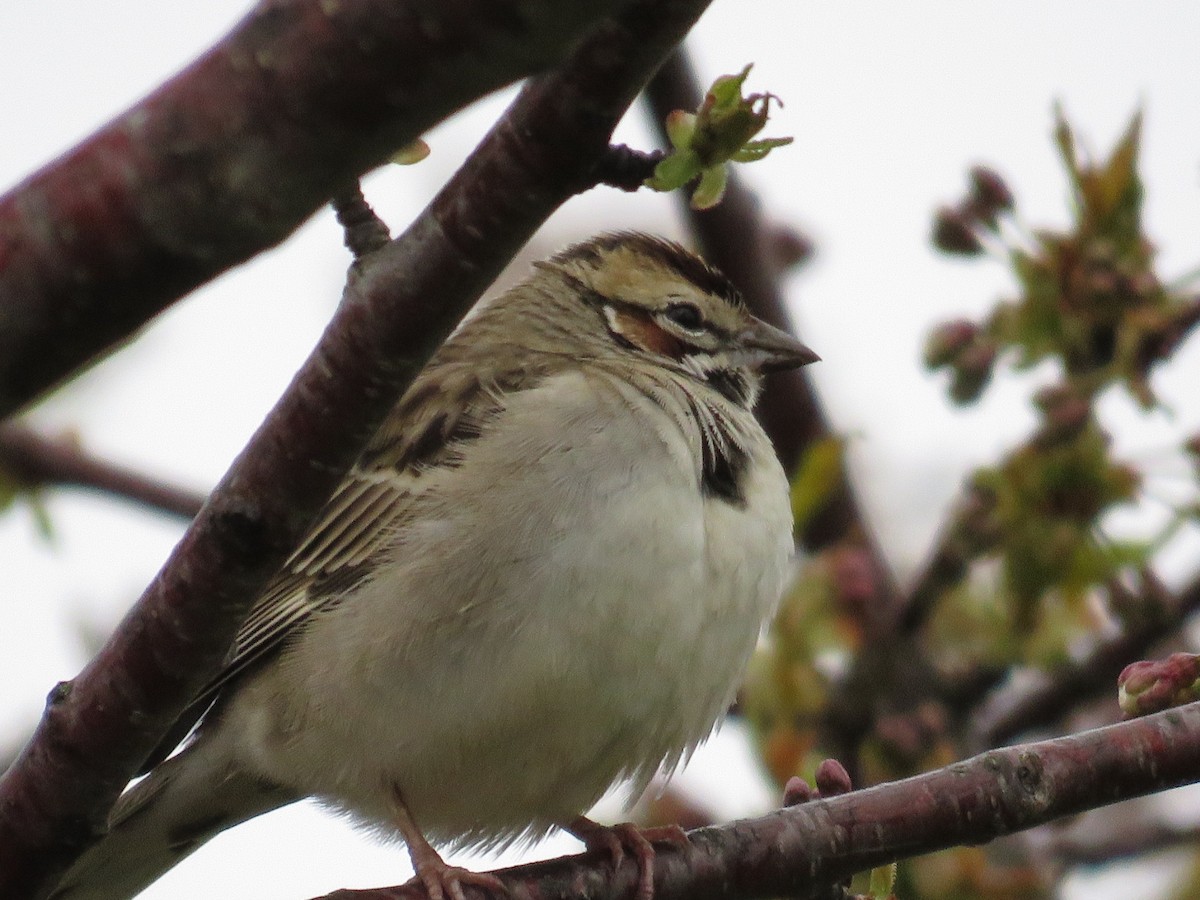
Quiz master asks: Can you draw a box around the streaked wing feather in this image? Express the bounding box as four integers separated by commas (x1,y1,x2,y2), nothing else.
288,479,406,574
140,333,560,773
148,363,530,765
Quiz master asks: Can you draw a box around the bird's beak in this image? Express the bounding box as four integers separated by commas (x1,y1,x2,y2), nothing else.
736,317,820,371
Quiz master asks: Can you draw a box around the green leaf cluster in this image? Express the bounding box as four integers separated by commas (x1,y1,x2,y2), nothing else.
936,107,1199,410
971,420,1143,625
647,64,793,209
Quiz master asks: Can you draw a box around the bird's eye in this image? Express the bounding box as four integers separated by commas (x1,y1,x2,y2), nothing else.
662,302,704,331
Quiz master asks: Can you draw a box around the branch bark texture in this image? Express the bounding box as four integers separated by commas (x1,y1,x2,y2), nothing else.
0,2,712,895
0,0,635,419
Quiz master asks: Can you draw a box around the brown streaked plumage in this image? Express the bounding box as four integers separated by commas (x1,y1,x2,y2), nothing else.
52,233,817,900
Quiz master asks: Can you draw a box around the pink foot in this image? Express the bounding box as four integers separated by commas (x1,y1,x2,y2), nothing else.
391,785,507,900
567,816,689,900
405,855,507,900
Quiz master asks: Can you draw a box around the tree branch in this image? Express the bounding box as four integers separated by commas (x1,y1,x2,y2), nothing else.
970,571,1200,748
592,145,667,191
0,423,205,520
316,702,1200,900
1046,819,1200,867
0,2,714,895
0,0,638,420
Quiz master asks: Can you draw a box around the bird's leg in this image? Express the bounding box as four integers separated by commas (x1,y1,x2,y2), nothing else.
565,816,689,900
391,787,508,900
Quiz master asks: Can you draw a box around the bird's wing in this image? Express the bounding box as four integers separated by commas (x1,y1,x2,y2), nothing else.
138,362,517,772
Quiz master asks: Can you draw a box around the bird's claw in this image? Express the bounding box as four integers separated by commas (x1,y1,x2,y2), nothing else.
568,816,689,900
407,861,508,900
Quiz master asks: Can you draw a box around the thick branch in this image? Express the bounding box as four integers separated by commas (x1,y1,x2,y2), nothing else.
0,0,637,419
318,702,1200,900
0,423,205,520
0,2,713,895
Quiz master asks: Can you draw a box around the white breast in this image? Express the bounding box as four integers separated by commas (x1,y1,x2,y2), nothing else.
222,368,793,849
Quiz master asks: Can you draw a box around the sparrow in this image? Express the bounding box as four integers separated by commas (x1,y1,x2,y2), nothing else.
49,231,818,900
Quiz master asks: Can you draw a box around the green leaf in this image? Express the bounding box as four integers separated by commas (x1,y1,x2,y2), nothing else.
690,165,728,210
789,437,846,535
1053,101,1083,205
664,110,696,151
26,490,56,543
0,473,57,544
708,64,752,109
867,862,897,899
390,138,430,166
646,149,701,192
731,136,794,163
1096,109,1141,221
0,470,19,514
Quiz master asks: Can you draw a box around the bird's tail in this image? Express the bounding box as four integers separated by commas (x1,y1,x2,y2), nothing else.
47,737,296,900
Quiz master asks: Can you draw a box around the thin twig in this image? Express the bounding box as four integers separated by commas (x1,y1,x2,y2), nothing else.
332,185,391,262
970,572,1200,748
592,145,667,192
0,424,204,521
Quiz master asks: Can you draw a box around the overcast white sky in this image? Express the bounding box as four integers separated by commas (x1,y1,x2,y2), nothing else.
3,3,1200,898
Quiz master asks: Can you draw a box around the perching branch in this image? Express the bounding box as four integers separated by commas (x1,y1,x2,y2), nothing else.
0,0,637,420
0,423,205,521
0,2,714,895
316,702,1200,900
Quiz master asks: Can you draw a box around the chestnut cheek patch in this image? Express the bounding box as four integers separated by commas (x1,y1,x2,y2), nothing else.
604,306,687,360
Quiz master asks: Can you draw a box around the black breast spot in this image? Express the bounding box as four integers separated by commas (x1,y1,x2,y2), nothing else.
702,443,748,507
705,369,752,407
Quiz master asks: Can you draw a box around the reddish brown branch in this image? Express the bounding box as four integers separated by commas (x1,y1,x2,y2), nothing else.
593,145,667,191
332,185,392,262
0,2,714,895
316,702,1200,900
0,423,205,520
0,0,639,419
